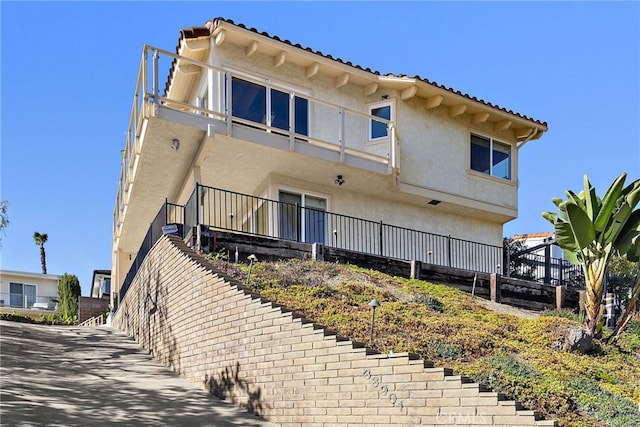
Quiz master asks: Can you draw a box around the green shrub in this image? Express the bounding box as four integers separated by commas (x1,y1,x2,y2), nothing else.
58,273,81,321
542,308,583,323
569,377,640,427
413,294,444,312
423,339,464,360
0,313,35,323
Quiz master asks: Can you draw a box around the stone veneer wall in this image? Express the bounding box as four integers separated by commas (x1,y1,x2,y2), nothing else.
112,235,556,427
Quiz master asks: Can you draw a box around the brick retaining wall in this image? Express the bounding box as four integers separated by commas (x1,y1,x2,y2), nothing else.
112,235,555,426
78,296,109,323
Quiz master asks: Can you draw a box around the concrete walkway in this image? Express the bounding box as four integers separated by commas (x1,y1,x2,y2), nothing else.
0,320,279,426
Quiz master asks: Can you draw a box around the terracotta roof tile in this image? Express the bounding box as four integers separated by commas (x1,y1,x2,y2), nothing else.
174,17,546,127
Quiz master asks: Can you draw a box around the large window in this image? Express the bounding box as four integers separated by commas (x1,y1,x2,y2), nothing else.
231,77,308,136
9,282,36,308
368,101,393,141
278,191,327,244
470,134,511,180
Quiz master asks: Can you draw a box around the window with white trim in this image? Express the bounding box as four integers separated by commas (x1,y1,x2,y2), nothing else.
9,282,36,308
470,134,511,180
278,190,327,244
368,101,393,141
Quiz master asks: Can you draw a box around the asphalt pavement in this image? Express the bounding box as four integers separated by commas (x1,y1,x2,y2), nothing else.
0,320,279,427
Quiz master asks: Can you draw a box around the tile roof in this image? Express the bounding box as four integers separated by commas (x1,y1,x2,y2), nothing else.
175,17,547,127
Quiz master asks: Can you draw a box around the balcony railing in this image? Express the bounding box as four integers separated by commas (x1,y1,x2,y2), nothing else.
0,294,57,310
114,45,399,237
119,184,584,306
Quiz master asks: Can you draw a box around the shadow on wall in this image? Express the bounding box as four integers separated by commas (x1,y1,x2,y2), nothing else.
146,268,180,372
204,362,265,417
124,260,181,374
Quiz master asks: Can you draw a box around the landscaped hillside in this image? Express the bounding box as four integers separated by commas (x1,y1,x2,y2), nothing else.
209,256,640,427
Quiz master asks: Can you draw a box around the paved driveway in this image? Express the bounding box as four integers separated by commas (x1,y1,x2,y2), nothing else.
0,320,279,426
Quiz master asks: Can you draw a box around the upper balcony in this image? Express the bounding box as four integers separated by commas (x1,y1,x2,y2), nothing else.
113,46,399,250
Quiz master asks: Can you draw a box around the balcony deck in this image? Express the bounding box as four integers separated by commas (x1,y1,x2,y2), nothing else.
114,46,398,253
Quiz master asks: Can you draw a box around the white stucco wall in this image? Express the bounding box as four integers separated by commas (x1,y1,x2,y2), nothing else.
0,270,60,309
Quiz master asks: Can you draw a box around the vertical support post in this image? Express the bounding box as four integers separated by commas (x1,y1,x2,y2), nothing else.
152,49,159,105
490,273,502,303
410,260,421,280
289,92,296,151
142,47,148,100
312,243,324,261
544,244,551,284
207,67,214,117
226,72,233,136
447,235,452,267
505,247,511,277
555,285,565,310
578,290,587,315
195,183,200,227
388,122,396,175
379,221,384,256
339,107,345,163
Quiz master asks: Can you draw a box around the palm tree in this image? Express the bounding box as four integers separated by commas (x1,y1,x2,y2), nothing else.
33,232,48,274
543,173,640,336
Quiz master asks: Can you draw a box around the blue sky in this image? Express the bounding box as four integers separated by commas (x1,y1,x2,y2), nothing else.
1,1,639,296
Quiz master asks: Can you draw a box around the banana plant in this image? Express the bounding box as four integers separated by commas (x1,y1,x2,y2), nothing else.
542,172,640,336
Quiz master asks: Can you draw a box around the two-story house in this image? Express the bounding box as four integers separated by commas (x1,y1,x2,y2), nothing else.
112,18,547,301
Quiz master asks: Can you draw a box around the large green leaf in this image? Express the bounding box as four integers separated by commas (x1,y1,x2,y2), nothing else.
604,203,633,245
566,190,587,214
614,210,640,261
624,179,640,209
565,203,596,250
582,175,600,221
551,216,581,253
593,173,626,233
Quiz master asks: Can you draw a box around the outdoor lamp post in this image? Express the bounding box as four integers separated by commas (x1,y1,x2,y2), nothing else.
369,299,380,341
247,254,258,284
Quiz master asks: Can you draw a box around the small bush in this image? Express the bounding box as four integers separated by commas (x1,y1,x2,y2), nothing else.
569,377,640,427
0,313,36,323
413,294,444,312
423,339,464,360
542,308,584,323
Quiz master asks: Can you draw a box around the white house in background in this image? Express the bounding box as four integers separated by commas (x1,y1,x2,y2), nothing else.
112,17,548,300
90,270,111,299
0,269,60,311
508,232,582,286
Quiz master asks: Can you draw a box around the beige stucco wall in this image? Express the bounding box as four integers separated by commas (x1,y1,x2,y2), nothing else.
200,41,519,216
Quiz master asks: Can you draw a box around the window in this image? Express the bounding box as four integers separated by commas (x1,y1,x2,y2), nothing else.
470,134,511,180
9,282,36,308
196,88,208,115
369,101,393,140
278,191,327,244
231,77,308,136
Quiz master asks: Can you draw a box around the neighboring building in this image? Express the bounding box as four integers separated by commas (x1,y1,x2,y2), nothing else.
112,18,548,301
0,269,60,311
90,269,111,299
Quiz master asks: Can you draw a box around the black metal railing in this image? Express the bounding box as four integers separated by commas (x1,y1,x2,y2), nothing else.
117,200,186,308
188,184,503,273
118,184,580,307
505,250,584,288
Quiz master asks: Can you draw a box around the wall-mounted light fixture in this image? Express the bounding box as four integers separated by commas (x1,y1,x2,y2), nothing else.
335,175,345,186
171,138,180,150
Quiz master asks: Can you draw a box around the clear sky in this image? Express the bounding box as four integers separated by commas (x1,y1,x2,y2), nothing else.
1,1,639,297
